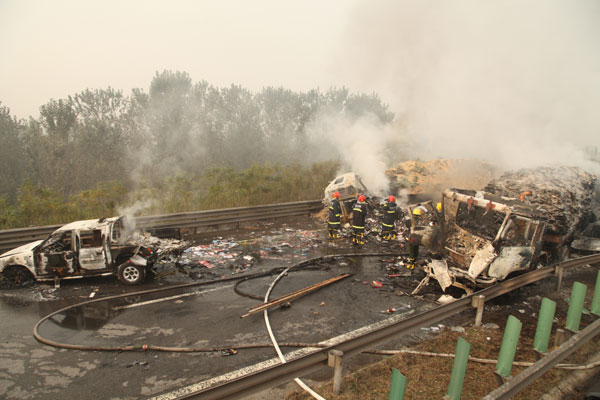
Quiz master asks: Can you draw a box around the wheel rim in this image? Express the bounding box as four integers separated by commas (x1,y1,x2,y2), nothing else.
122,266,140,282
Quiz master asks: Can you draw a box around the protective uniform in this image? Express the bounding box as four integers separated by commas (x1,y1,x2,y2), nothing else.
328,192,342,239
406,207,424,269
352,195,368,245
381,195,398,240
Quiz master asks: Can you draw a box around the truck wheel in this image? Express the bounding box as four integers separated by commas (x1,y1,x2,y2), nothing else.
2,266,33,288
117,263,145,285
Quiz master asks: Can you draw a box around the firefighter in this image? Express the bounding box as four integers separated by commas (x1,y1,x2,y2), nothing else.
328,192,342,239
381,195,398,240
406,207,424,269
352,195,368,245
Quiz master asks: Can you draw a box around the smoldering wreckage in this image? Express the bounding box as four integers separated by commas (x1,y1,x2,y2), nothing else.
322,162,599,301
1,161,599,307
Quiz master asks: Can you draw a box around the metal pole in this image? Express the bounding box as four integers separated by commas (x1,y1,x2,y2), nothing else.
328,350,344,395
388,368,406,400
445,337,471,400
565,282,587,332
591,271,600,316
473,295,485,327
495,315,522,379
555,265,564,292
533,298,556,353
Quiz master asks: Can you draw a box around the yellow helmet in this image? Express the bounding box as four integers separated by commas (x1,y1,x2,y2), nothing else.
436,202,442,212
412,208,422,216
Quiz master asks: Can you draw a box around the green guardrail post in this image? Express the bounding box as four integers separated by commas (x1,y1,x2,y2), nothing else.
591,271,600,316
389,368,406,400
445,337,471,400
533,297,556,353
496,315,522,380
565,281,588,332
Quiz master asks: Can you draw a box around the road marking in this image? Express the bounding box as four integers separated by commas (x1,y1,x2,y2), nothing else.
112,284,234,310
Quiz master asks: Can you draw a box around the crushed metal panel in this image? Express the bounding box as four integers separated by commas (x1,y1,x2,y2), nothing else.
571,221,600,253
430,259,452,292
468,243,496,279
571,238,600,252
488,246,533,280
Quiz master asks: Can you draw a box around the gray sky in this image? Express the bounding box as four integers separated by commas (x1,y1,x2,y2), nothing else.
0,0,360,119
1,0,599,174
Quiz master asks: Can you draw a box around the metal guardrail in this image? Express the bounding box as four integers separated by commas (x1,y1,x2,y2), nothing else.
0,200,323,253
176,253,600,400
483,317,600,400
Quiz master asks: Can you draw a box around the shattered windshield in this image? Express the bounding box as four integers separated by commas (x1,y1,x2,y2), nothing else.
453,204,505,241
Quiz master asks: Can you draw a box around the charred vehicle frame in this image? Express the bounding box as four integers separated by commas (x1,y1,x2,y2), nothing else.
0,217,156,286
411,189,550,295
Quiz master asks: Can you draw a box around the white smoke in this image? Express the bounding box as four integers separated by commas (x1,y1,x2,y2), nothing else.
117,199,155,238
306,112,399,197
332,0,600,175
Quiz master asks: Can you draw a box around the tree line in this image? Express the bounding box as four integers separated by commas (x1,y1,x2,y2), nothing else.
0,70,394,228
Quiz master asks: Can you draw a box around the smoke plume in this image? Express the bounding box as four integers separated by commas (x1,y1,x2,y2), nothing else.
333,0,600,175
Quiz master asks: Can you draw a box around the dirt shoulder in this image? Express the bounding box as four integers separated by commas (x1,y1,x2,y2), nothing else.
285,323,600,400
285,265,600,400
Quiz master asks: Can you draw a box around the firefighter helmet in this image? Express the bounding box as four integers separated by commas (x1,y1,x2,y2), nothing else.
436,202,442,212
412,208,422,216
333,192,340,199
358,195,366,202
388,195,396,202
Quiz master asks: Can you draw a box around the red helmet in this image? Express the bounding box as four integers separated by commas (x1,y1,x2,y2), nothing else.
332,192,340,199
358,195,366,202
388,195,396,202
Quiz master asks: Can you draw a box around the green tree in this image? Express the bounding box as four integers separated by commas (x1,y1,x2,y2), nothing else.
0,104,26,202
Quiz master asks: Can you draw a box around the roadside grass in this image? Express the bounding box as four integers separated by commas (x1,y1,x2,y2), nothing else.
0,161,339,229
285,320,600,399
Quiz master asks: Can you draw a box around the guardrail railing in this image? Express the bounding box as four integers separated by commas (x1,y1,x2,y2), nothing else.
0,200,323,253
171,253,600,400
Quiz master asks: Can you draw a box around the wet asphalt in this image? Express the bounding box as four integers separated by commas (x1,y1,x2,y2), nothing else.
2,216,598,399
0,217,436,399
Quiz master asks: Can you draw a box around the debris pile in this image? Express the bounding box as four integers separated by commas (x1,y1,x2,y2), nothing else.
484,166,597,238
127,231,190,263
148,225,325,280
386,159,499,196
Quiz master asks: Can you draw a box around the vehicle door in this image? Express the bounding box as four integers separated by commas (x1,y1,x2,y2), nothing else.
77,229,108,271
35,231,75,276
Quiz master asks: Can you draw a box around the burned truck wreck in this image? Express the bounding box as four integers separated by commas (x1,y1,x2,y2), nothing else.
415,189,548,295
0,217,156,286
413,166,597,296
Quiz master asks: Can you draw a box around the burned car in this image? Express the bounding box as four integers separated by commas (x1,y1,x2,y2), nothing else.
323,172,371,222
412,189,548,295
0,217,156,286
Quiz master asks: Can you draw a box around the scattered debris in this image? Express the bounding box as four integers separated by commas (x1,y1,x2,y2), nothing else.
437,294,457,304
483,322,500,329
241,274,351,318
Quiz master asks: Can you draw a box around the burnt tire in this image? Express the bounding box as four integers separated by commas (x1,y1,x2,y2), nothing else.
2,266,34,288
117,263,145,285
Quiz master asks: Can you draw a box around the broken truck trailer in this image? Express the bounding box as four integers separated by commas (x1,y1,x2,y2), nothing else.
415,166,597,294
